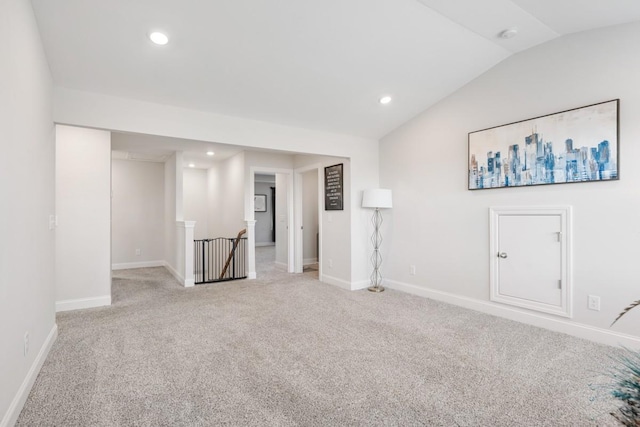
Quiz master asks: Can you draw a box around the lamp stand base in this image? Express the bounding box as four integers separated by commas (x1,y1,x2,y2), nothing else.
368,286,385,293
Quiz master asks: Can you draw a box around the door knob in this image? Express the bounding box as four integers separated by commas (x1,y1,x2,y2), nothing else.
498,252,508,259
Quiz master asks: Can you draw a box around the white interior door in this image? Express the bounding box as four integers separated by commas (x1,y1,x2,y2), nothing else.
293,163,322,274
498,215,561,306
490,206,572,318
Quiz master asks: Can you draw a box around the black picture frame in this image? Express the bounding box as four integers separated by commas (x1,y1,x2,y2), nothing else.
324,163,344,211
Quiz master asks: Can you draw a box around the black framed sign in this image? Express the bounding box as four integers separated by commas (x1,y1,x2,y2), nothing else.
324,163,343,211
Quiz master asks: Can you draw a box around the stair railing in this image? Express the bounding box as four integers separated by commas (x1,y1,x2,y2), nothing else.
193,228,247,284
220,228,247,279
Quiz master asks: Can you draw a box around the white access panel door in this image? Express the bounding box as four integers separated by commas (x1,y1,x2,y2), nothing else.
490,206,572,318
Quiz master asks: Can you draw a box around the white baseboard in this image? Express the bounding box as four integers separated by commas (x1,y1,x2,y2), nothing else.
255,242,275,247
321,274,352,291
351,279,370,291
303,258,318,266
1,323,58,427
164,262,184,284
55,295,111,312
386,279,640,348
247,272,257,279
112,260,165,270
164,263,194,287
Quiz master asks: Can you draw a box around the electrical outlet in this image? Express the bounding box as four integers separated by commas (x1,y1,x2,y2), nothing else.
328,259,333,268
410,265,416,276
24,332,29,356
588,295,601,311
135,248,141,256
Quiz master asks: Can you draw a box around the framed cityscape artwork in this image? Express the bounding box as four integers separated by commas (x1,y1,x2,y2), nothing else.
468,99,619,190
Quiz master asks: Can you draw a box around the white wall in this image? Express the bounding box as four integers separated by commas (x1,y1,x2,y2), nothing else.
379,21,640,346
164,153,178,275
55,125,112,311
206,155,248,241
0,1,56,424
183,168,209,240
111,160,164,268
206,164,220,238
207,152,246,238
254,180,275,245
53,88,379,288
302,169,319,264
294,155,353,288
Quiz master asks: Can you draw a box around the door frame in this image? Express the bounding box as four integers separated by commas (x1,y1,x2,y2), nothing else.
249,167,295,275
294,163,322,275
489,205,573,318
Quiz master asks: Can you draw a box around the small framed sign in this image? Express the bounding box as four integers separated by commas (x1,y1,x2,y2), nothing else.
324,163,344,211
254,194,267,212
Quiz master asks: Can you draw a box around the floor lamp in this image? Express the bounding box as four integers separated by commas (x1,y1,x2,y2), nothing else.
362,189,392,293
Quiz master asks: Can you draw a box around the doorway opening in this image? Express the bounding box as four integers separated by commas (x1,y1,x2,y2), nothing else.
249,168,295,277
294,164,322,278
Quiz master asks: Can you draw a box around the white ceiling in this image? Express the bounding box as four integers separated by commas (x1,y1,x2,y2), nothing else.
32,0,640,140
111,132,244,169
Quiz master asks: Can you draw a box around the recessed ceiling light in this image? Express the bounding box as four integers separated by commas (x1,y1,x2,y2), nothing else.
379,96,392,105
498,28,518,40
149,32,169,45
188,163,195,168
206,151,215,156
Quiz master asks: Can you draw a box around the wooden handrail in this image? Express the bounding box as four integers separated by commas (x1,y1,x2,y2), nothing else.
219,228,247,279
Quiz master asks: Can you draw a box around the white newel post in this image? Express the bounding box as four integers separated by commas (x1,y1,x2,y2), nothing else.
246,220,257,279
177,221,196,287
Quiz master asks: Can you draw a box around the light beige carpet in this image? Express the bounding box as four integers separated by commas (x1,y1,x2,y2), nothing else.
17,247,621,426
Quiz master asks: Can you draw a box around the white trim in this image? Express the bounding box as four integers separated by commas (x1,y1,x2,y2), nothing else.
255,242,275,247
164,262,184,284
321,274,352,291
254,177,276,184
1,323,58,427
249,167,295,275
164,262,193,287
294,171,303,273
177,222,196,288
293,163,323,275
176,220,196,228
245,220,257,281
303,258,318,266
156,262,198,287
111,260,165,270
56,295,111,312
351,279,370,291
489,205,573,318
386,279,640,348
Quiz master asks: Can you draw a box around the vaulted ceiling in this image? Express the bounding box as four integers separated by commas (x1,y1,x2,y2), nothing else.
31,0,640,139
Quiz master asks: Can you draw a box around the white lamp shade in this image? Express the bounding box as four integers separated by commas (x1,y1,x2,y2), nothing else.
362,189,392,209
